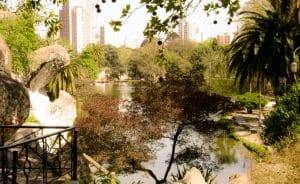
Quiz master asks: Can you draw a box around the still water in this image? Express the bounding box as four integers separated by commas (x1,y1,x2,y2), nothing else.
95,82,255,184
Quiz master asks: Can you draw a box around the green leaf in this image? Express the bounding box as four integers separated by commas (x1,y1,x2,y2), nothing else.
121,4,131,18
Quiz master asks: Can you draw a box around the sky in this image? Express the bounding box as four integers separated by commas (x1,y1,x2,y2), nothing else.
95,0,247,47
6,0,247,48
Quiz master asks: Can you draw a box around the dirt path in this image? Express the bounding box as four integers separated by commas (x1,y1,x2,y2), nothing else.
225,104,274,184
230,109,265,145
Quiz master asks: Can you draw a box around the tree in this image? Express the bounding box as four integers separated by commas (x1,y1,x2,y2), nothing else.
190,40,238,95
0,8,43,74
109,0,240,39
128,41,165,81
102,44,122,79
236,92,269,113
118,46,133,67
228,0,300,94
75,94,164,172
46,60,83,101
131,65,236,183
92,44,105,66
76,45,100,80
264,81,300,146
44,11,61,39
17,0,63,40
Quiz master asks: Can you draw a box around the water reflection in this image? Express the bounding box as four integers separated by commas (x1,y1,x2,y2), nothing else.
95,82,255,184
95,82,134,99
216,136,238,165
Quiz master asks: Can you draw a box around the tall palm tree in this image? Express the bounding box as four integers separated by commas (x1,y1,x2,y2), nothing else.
228,0,300,94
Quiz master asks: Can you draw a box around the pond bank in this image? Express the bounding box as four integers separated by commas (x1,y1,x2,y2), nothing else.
224,107,273,184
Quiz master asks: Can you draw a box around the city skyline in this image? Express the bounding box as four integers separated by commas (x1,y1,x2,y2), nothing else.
3,0,246,49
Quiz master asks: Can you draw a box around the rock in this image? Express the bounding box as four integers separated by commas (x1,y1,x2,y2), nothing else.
0,73,30,124
29,45,70,91
229,173,251,184
29,89,76,127
173,167,207,184
0,36,12,75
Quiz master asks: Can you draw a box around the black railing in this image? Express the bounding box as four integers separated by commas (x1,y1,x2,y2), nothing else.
0,125,77,184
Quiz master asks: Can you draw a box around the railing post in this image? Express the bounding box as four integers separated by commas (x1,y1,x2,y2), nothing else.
71,130,77,181
43,138,48,184
12,151,18,184
1,128,4,146
58,133,62,176
1,149,8,184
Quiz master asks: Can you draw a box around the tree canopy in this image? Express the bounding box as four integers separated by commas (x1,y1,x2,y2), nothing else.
228,0,300,93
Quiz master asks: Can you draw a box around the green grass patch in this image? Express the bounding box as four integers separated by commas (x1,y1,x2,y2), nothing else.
228,132,267,157
25,115,40,124
218,116,267,157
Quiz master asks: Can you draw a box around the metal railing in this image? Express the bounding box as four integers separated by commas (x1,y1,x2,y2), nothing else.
0,125,77,184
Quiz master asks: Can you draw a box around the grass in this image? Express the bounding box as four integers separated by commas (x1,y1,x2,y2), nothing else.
228,132,267,158
250,142,300,184
25,115,40,124
219,118,267,158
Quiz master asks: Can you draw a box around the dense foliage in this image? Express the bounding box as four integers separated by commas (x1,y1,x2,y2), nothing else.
228,0,300,93
75,94,163,172
130,62,236,182
236,92,269,113
76,45,100,80
46,60,82,101
127,40,166,80
0,11,43,74
264,81,300,147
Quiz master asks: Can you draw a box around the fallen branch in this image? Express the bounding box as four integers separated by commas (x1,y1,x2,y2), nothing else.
83,153,117,184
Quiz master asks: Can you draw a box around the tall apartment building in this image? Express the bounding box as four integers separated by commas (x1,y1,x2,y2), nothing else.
59,0,93,52
99,26,105,44
178,19,192,42
217,32,231,45
72,6,84,51
178,19,201,42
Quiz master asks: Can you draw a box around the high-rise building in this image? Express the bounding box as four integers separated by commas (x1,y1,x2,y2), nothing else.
99,26,105,44
82,0,93,45
178,19,201,42
72,6,84,51
59,1,72,44
59,0,93,52
217,32,231,45
178,19,192,42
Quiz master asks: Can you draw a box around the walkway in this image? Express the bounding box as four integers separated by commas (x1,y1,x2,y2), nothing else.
226,102,275,184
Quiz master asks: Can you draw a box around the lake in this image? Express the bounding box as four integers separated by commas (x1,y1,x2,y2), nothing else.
95,82,255,184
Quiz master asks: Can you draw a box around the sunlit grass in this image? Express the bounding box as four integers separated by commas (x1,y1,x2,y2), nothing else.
251,142,300,184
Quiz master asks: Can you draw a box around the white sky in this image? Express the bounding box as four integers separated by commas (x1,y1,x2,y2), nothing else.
95,0,249,47
6,0,248,48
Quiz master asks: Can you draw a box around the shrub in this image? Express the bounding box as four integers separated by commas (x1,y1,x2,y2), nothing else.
236,92,269,113
75,94,163,171
0,11,43,74
264,82,300,146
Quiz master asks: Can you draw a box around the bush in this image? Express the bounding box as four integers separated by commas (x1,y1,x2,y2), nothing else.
0,11,43,74
236,92,269,113
264,82,300,146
